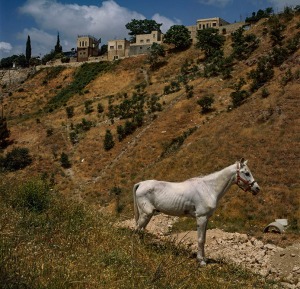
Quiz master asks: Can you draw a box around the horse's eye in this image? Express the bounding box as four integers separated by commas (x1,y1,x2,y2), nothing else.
245,172,250,177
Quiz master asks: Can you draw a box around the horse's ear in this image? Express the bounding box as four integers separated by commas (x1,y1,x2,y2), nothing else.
240,158,245,164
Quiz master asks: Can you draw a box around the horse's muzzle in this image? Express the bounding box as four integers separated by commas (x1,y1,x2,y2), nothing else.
251,182,260,195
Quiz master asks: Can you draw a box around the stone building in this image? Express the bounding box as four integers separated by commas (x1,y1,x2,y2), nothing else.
77,35,101,62
107,39,131,61
196,17,230,30
129,30,163,56
187,17,246,43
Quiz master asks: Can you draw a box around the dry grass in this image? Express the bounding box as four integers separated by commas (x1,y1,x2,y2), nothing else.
0,13,299,246
0,177,277,289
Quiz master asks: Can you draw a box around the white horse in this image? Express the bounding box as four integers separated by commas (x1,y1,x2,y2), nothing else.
133,158,260,265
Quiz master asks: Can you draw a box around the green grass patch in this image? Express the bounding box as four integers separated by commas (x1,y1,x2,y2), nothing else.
45,62,116,112
43,66,66,83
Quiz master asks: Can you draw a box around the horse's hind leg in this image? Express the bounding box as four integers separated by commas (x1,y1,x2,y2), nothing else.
135,212,153,232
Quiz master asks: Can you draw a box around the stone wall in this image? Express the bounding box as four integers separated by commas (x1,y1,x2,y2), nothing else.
0,68,35,86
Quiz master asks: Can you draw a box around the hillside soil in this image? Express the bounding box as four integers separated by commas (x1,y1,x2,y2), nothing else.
119,214,300,289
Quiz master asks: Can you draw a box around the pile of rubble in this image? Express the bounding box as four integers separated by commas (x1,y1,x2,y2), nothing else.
119,214,300,288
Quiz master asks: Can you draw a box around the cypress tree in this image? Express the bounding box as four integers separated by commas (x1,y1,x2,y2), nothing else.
55,32,62,54
26,35,31,65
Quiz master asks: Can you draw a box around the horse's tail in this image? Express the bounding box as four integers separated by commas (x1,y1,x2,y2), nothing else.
133,183,140,224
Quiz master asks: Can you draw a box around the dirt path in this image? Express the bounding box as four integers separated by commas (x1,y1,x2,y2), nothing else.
119,214,300,289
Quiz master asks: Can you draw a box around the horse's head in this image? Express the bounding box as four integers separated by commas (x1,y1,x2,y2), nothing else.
236,158,260,195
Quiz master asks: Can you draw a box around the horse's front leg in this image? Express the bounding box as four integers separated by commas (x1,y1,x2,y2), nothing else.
196,216,208,266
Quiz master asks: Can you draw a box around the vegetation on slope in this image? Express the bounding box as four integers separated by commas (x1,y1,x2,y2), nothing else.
45,61,116,112
0,177,276,288
0,9,300,288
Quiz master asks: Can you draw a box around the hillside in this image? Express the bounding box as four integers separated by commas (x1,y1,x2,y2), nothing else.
1,13,299,238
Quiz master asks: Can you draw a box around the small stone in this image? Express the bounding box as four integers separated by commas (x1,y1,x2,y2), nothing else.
290,253,296,257
292,266,300,272
264,244,276,251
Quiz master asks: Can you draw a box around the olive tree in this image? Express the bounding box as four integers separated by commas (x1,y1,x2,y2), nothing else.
163,25,191,50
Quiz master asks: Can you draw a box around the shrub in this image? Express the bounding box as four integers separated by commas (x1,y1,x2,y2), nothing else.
0,117,10,148
286,32,300,54
103,129,115,151
46,128,54,136
61,56,70,63
146,94,162,113
124,120,136,136
2,147,32,171
97,103,104,114
261,87,270,98
84,100,93,114
69,131,78,145
230,78,250,107
161,127,197,158
230,90,250,108
197,95,214,113
66,106,74,118
270,46,288,66
117,125,126,141
281,68,293,86
268,16,286,46
203,52,233,79
185,85,194,99
248,56,274,91
231,27,259,60
13,179,51,213
196,28,225,59
164,81,180,95
60,152,71,168
77,118,93,132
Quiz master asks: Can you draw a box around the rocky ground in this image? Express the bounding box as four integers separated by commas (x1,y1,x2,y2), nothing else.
119,214,300,289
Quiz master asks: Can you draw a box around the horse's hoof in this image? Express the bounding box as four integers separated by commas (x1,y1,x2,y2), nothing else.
199,260,206,266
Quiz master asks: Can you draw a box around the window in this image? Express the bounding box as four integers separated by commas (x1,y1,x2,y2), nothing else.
213,23,217,27
118,45,123,49
146,39,150,43
140,39,144,43
110,46,114,50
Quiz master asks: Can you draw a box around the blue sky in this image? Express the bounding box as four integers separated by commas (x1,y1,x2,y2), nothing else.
0,0,298,59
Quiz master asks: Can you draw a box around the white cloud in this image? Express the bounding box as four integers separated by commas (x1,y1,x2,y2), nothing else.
18,0,179,56
0,42,12,53
0,42,14,58
267,0,300,10
17,28,56,56
152,13,181,33
197,0,232,7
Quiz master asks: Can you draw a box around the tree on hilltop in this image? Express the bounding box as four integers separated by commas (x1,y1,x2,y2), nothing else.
26,35,31,66
147,43,166,70
55,32,62,54
163,25,192,50
126,19,162,42
196,28,225,59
